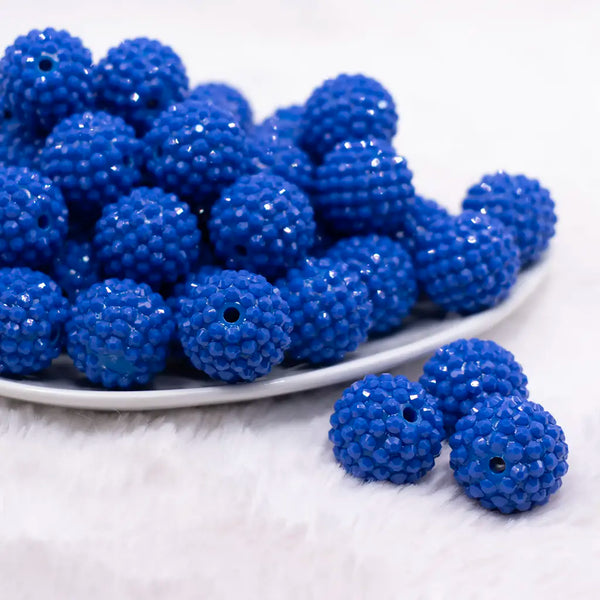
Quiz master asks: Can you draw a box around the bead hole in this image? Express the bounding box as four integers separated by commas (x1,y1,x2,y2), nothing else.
223,307,241,323
234,244,247,256
402,406,417,422
489,456,506,473
37,214,49,229
2,108,12,120
38,58,54,72
146,98,159,109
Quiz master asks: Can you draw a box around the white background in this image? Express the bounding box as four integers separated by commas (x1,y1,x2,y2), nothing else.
0,1,599,598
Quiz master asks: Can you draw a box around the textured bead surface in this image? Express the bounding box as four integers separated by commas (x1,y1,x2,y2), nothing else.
177,270,292,382
420,338,529,437
66,278,174,389
0,165,68,268
246,134,314,192
0,118,45,169
94,37,189,135
414,210,520,314
40,111,143,223
463,172,556,266
300,74,397,160
315,139,413,235
51,238,100,301
144,101,247,206
254,104,304,144
94,187,201,290
0,267,70,375
449,393,568,513
188,83,252,131
276,257,372,365
329,373,444,483
0,28,94,132
327,235,417,334
209,173,315,278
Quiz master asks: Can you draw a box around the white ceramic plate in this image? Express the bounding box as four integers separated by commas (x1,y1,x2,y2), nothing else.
0,257,549,411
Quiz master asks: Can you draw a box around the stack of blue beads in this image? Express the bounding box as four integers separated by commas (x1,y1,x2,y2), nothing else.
0,28,557,394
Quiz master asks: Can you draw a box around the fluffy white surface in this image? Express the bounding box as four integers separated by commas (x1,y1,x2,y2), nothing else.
1,1,599,597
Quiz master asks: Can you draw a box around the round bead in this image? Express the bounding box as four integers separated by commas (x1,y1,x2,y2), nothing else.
66,278,174,389
449,393,568,513
329,373,444,483
0,28,94,132
0,118,45,170
276,257,373,365
253,104,304,144
40,111,143,223
420,338,529,437
208,172,315,279
176,270,293,382
463,172,557,266
315,139,413,235
327,235,417,334
94,187,201,290
188,83,252,131
0,165,68,268
414,210,520,314
50,238,100,302
300,74,397,160
143,100,247,206
0,267,70,375
94,37,189,135
246,133,314,193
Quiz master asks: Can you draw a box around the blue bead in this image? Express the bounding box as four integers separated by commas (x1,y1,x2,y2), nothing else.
176,270,292,382
414,210,520,314
51,238,100,301
94,187,201,290
315,139,413,235
0,115,45,170
0,165,68,268
209,172,315,279
0,28,94,132
188,83,252,132
327,234,417,334
300,74,397,160
66,278,175,389
143,100,247,207
276,257,373,365
449,393,568,513
463,171,557,266
94,37,189,135
0,267,70,375
329,374,444,483
253,105,304,145
40,111,143,224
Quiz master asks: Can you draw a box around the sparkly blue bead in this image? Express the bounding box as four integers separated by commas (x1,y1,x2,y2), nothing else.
315,139,413,235
144,101,247,207
0,28,94,132
394,195,450,256
329,373,444,483
50,238,100,302
66,278,174,389
414,210,520,314
254,104,304,144
176,270,293,382
0,117,45,170
420,338,529,437
276,257,373,365
327,235,417,334
246,133,314,193
300,74,397,160
94,187,201,290
209,173,315,278
449,393,568,513
40,111,143,223
463,172,557,266
188,83,252,131
0,165,68,268
0,267,70,375
166,265,222,318
94,38,189,135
